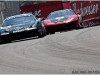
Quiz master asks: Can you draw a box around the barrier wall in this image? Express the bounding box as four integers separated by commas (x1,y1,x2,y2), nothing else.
20,1,63,18
70,1,100,27
20,1,100,27
62,1,72,9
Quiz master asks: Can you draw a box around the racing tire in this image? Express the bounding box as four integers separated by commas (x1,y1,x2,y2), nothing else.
38,22,47,38
38,31,44,38
77,22,84,29
80,22,84,28
38,29,47,38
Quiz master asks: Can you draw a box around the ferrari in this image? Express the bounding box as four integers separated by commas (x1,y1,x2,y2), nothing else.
43,9,84,34
0,13,46,44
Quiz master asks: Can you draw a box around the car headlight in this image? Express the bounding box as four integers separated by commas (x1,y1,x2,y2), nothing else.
6,27,12,31
25,25,37,30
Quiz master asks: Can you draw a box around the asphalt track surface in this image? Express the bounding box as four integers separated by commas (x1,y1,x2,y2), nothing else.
0,26,100,74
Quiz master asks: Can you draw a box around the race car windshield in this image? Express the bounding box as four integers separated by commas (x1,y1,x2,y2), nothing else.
47,10,74,19
2,15,36,27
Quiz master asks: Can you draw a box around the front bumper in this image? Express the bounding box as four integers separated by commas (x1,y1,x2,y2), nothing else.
45,21,78,33
1,28,38,41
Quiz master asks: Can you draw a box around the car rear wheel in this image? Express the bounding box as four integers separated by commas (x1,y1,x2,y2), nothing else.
77,22,84,29
38,28,47,38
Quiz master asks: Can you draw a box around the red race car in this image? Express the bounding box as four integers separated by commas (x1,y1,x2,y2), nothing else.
43,9,84,34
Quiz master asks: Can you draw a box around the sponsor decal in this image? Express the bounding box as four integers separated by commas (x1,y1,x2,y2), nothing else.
13,29,25,33
88,21,100,27
71,1,100,26
72,1,99,16
33,10,41,17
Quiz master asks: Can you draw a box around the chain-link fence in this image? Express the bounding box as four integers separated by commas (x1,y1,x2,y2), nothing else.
0,1,20,25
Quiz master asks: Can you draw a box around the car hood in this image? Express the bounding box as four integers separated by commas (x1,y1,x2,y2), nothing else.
44,15,78,24
49,15,69,23
0,21,35,33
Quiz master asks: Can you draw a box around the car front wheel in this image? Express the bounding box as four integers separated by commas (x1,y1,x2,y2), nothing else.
38,26,47,38
38,31,44,38
77,22,84,29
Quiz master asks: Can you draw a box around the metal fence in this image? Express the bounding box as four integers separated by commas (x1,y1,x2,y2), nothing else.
0,1,20,25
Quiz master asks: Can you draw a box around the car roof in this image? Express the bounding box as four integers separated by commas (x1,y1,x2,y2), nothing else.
6,13,34,20
50,9,73,14
47,9,74,18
